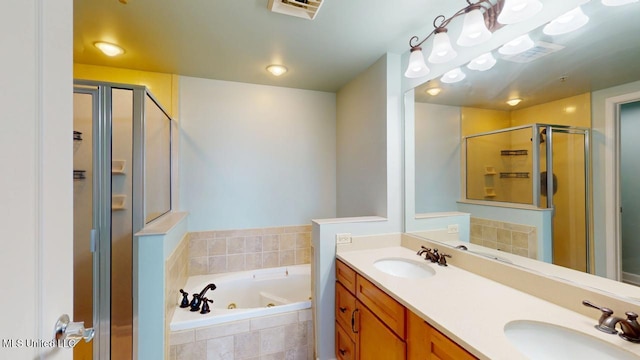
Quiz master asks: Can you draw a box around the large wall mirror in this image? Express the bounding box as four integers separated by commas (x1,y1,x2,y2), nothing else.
405,0,640,300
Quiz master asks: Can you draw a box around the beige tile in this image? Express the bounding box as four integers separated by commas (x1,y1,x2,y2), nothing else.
298,309,313,322
504,222,535,233
189,239,208,258
260,326,285,354
208,256,227,274
470,224,483,238
482,226,498,241
482,240,498,249
189,257,208,276
279,250,295,266
263,227,286,235
528,230,538,259
206,336,234,360
513,247,529,257
263,252,279,268
246,253,263,270
285,346,308,360
250,312,298,330
470,237,483,245
227,237,246,254
260,353,285,360
176,340,206,360
294,248,310,265
170,330,195,346
234,331,260,358
497,244,512,253
208,238,227,256
196,320,251,341
284,225,311,233
497,229,512,245
279,234,296,251
512,231,529,248
228,254,245,272
246,236,263,253
284,322,308,349
169,345,177,360
262,235,279,251
295,233,311,249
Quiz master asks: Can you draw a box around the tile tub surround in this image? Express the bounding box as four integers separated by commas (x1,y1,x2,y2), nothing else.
169,309,314,360
470,217,537,259
188,225,312,275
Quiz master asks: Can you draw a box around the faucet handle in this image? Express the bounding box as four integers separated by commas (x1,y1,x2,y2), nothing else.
620,312,640,343
438,253,451,267
582,300,619,334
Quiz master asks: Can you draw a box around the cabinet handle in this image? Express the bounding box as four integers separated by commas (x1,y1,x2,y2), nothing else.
339,348,347,356
339,306,347,313
351,308,359,333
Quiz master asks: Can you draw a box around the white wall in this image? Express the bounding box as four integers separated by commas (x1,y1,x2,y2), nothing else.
179,77,337,231
336,56,388,217
414,103,461,213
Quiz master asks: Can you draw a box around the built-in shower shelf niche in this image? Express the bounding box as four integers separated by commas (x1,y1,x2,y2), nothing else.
112,194,126,211
112,160,126,174
484,166,497,175
484,187,497,197
500,149,528,156
500,172,530,179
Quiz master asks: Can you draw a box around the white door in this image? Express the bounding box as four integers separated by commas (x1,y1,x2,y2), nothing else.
0,1,74,359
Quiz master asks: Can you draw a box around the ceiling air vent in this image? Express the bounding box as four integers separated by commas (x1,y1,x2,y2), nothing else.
501,41,565,63
267,0,324,20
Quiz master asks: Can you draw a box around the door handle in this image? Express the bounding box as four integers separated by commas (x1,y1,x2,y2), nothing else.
54,314,95,347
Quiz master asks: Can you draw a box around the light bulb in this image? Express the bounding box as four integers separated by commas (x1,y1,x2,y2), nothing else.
94,42,125,57
498,0,543,24
457,6,492,47
506,98,522,106
266,65,288,76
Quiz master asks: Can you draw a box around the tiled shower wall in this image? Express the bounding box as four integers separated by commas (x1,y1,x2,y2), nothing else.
188,225,312,276
469,217,538,259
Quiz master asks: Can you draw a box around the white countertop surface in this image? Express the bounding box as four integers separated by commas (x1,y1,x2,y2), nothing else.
337,246,640,360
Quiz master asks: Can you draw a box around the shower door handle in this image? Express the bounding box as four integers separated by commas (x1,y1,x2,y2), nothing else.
54,314,95,347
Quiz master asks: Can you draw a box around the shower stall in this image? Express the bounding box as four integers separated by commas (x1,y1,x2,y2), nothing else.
73,81,172,360
463,124,590,272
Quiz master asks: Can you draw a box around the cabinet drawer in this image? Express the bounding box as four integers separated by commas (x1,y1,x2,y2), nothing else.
407,311,477,360
336,321,356,360
336,259,356,294
335,282,357,339
355,275,405,339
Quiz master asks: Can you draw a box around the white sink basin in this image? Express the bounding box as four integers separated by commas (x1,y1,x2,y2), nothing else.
504,320,638,360
373,258,435,279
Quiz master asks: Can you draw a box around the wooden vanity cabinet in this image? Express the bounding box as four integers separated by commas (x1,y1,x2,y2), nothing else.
336,259,477,360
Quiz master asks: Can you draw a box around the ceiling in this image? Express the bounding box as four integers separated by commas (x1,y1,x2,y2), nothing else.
414,1,640,110
74,0,466,92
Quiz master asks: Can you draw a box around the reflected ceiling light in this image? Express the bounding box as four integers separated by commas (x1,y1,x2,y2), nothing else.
441,67,466,84
498,0,543,24
428,28,457,64
602,0,638,5
467,52,497,71
266,64,288,76
426,87,442,96
457,5,492,47
405,47,430,78
498,34,534,55
506,98,522,106
94,41,125,57
543,6,589,36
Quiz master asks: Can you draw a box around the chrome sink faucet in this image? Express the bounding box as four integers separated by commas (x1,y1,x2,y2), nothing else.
583,300,640,343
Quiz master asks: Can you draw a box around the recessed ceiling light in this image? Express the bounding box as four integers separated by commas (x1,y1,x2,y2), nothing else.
507,98,523,106
94,42,125,57
266,65,288,76
426,88,442,96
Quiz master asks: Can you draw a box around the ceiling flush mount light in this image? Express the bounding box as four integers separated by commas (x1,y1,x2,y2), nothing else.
266,64,288,76
602,0,638,6
404,47,430,78
404,0,544,78
506,98,522,106
543,6,589,36
498,34,534,56
441,67,466,84
497,0,543,24
426,87,442,96
94,41,125,57
467,52,497,71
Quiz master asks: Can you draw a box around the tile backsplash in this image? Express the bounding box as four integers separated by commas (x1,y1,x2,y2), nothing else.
469,217,537,259
188,225,311,276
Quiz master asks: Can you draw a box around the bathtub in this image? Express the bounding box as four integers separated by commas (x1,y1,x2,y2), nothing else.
170,264,311,331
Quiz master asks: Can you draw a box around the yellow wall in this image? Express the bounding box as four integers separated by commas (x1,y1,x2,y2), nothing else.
74,63,179,118
461,107,511,136
510,93,591,127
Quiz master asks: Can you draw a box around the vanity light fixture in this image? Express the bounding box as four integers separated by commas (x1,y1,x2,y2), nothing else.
498,34,534,55
602,0,638,6
266,64,288,76
94,41,125,57
543,6,589,36
404,0,544,78
467,52,497,71
506,98,522,106
497,0,543,24
426,87,442,96
441,67,466,84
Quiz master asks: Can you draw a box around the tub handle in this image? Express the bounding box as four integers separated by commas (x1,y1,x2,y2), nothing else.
351,308,359,333
339,306,347,313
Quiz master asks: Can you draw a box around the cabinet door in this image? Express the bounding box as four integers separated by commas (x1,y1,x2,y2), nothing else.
407,311,476,360
336,321,356,360
336,282,357,339
357,300,406,360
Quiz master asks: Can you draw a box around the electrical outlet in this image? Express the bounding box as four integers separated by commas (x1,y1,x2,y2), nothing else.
447,224,459,234
336,233,352,244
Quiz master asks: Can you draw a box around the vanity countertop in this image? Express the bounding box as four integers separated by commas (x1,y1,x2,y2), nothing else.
337,245,640,360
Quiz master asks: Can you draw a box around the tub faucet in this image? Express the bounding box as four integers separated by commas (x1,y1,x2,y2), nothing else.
188,283,217,312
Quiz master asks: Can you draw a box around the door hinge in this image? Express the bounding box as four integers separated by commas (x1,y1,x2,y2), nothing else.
90,229,98,253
